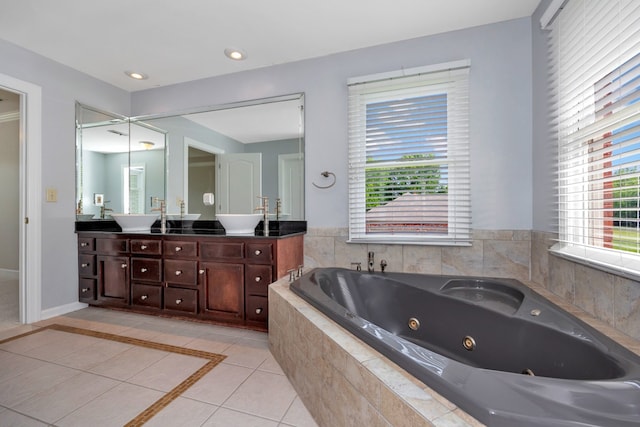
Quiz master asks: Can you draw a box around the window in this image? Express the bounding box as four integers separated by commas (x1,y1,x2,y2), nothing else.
123,164,145,214
348,61,471,245
548,0,640,275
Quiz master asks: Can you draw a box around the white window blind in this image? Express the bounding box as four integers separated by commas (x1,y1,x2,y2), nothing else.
550,0,640,276
348,61,471,245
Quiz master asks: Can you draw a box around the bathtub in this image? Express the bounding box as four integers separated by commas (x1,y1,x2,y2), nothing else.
289,268,640,427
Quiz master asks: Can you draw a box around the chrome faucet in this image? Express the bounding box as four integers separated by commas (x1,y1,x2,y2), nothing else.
368,251,375,272
100,201,113,219
152,197,166,233
255,196,269,236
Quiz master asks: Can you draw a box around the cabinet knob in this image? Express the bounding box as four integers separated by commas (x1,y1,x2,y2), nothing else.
141,295,148,300
81,287,90,292
254,249,262,255
255,307,263,314
175,246,182,252
121,263,127,269
175,270,182,276
255,276,261,282
81,263,90,268
80,242,88,247
175,299,183,305
140,245,148,250
199,269,205,275
141,268,148,273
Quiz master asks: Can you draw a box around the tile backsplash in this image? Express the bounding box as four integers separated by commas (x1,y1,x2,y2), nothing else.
303,228,640,341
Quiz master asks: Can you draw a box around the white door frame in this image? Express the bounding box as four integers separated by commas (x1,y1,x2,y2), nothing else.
0,73,42,324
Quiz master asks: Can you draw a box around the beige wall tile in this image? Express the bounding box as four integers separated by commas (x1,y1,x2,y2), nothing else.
402,245,442,274
574,264,615,326
482,240,530,281
442,243,484,276
614,277,640,341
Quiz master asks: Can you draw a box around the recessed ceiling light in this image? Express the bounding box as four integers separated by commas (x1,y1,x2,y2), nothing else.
125,71,148,80
224,48,247,61
139,141,155,150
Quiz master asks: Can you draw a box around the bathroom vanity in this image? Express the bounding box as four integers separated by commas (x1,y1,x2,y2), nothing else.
76,223,304,331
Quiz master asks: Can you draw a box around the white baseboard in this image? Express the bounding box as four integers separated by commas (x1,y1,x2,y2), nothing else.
40,301,88,321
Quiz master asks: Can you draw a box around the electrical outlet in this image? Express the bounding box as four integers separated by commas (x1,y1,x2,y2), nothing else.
46,188,57,202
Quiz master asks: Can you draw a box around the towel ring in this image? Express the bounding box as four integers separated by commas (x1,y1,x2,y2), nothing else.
312,171,336,189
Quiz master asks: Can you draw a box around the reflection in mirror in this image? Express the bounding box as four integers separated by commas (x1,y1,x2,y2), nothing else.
75,103,166,220
135,93,305,220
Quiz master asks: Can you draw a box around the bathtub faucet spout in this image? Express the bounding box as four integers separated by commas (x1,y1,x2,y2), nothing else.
368,251,375,272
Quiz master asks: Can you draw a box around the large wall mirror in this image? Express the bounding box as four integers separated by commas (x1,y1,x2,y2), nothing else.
76,93,305,222
75,104,167,220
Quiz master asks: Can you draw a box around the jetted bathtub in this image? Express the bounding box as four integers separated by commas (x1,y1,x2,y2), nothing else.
290,268,640,427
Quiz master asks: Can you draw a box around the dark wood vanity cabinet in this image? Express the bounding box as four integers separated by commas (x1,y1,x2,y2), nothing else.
77,232,303,330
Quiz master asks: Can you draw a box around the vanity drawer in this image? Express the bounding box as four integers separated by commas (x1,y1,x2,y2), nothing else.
245,295,268,322
246,242,273,264
200,241,244,261
79,278,96,301
245,264,273,296
164,286,198,314
164,259,198,286
78,237,95,253
163,240,197,258
97,238,129,255
131,239,162,255
131,258,162,282
132,283,162,309
78,254,96,276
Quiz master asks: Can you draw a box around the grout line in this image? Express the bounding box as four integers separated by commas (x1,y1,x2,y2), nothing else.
0,324,226,426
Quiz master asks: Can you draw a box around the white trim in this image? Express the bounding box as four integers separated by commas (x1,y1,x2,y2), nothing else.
550,243,640,282
347,59,471,86
0,73,42,325
540,0,568,29
40,302,88,321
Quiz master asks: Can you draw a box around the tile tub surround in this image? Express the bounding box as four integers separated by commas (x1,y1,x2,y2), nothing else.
269,271,640,427
268,276,484,427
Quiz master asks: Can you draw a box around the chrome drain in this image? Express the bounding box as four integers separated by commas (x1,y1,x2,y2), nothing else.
408,317,420,330
462,335,476,351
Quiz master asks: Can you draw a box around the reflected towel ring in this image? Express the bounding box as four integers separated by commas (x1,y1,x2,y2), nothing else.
312,171,336,189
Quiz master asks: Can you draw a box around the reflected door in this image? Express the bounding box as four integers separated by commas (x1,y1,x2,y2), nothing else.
217,153,262,214
279,153,304,219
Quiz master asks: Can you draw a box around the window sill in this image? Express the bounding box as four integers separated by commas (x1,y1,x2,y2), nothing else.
348,237,472,247
549,243,640,282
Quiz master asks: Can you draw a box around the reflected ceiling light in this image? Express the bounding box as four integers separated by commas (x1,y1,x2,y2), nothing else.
125,71,148,80
224,48,247,61
139,141,155,150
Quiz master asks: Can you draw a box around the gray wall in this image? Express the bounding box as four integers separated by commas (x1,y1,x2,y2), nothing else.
0,119,19,270
132,17,534,231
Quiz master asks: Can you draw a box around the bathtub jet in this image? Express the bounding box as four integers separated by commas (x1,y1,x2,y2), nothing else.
290,268,640,427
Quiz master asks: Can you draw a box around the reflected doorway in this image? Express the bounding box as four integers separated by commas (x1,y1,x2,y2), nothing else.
188,147,216,220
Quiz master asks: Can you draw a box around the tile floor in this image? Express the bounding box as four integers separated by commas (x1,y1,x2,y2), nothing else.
0,306,318,427
0,270,20,332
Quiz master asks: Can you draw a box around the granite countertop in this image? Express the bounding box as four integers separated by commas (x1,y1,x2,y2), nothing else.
75,219,307,238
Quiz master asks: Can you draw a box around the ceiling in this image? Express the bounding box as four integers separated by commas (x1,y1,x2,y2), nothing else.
0,0,541,92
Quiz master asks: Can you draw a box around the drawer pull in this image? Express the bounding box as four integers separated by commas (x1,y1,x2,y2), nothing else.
80,242,88,247
141,268,148,273
140,295,148,300
255,307,263,314
140,245,148,250
81,287,90,292
175,246,182,252
254,249,262,256
199,269,205,275
175,270,182,276
81,263,90,268
255,276,261,282
121,263,127,269
175,299,183,305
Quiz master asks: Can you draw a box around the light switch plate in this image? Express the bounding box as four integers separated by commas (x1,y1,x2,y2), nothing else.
46,188,57,202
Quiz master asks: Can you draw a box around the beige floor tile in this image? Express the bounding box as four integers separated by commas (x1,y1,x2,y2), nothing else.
12,372,120,423
183,331,239,354
56,382,164,427
0,324,39,341
222,337,271,368
0,362,79,407
0,350,49,383
144,396,218,427
0,408,48,426
182,362,253,405
89,345,169,381
258,353,286,375
8,331,103,362
54,338,134,370
223,370,297,420
202,407,280,427
281,396,319,427
0,329,70,354
127,352,208,392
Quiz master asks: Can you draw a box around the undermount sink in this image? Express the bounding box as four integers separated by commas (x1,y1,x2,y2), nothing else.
216,213,262,235
111,213,159,232
167,213,201,221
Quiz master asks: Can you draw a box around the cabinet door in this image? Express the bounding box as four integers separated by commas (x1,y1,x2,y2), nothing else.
199,261,244,321
97,255,130,306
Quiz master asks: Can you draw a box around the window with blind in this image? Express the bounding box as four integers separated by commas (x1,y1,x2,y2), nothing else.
347,61,471,245
548,0,640,275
